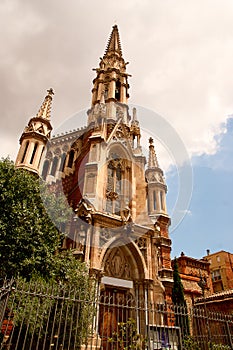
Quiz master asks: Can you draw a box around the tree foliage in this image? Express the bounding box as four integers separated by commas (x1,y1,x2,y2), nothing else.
0,158,98,348
172,257,190,337
0,158,74,280
172,257,186,306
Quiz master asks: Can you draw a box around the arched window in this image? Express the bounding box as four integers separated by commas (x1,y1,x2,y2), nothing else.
160,191,164,211
50,156,58,176
30,142,38,164
104,84,109,100
106,159,123,215
115,80,121,101
42,160,50,180
21,140,29,163
60,153,66,171
68,150,74,168
153,191,157,210
107,162,114,189
116,165,122,193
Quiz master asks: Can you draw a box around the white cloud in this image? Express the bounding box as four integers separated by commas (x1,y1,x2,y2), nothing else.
1,0,233,164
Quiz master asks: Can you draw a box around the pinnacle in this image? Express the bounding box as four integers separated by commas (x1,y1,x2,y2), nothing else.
148,138,159,168
36,88,54,120
104,25,122,57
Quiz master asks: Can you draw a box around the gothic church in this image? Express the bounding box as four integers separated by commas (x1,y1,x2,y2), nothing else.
15,25,173,308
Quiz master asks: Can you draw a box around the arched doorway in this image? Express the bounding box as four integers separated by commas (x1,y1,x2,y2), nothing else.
99,242,146,349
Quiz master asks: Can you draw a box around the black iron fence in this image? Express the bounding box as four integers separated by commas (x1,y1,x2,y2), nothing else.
0,278,232,350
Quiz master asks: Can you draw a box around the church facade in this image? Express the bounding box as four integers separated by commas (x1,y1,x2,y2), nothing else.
15,25,173,312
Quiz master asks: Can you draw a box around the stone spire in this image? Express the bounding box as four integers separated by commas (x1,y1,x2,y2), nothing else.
104,25,122,58
148,137,159,168
36,88,54,120
89,25,130,125
15,89,53,175
145,137,167,218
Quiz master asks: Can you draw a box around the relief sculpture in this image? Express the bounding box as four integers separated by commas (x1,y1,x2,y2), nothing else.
104,248,131,279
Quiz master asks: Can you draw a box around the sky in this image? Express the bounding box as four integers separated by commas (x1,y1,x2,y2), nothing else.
1,0,233,259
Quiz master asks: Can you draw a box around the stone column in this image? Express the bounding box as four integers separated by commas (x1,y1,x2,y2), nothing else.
109,79,116,99
120,84,126,103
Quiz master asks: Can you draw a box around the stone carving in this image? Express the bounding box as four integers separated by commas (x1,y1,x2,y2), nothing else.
108,158,124,169
75,199,94,224
99,227,114,246
111,251,123,276
104,248,131,279
121,206,132,229
94,103,106,123
124,263,130,278
135,237,147,262
157,246,162,270
79,210,92,224
116,107,124,120
62,144,69,152
106,191,118,201
136,237,147,250
54,148,61,156
46,151,53,160
147,172,165,185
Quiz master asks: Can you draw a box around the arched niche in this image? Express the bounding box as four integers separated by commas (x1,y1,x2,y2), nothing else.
101,239,148,282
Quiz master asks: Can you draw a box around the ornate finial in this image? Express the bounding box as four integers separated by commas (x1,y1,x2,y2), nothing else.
149,137,154,145
47,88,54,97
36,88,54,120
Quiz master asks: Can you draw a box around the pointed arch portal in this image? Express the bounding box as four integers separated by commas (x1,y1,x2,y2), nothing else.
98,240,148,348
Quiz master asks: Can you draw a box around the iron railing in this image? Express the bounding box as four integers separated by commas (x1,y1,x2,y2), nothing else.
0,278,232,349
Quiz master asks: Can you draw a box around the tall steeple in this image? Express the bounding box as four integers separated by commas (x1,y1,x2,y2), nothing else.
88,25,130,125
145,138,167,219
104,24,122,58
15,89,54,175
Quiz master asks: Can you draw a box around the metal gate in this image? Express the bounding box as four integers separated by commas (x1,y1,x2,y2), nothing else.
0,278,233,350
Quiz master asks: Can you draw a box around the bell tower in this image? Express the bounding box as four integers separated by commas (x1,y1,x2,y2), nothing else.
88,25,130,126
15,88,54,175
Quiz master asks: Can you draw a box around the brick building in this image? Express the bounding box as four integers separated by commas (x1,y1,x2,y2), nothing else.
203,250,233,293
173,252,213,307
195,289,233,313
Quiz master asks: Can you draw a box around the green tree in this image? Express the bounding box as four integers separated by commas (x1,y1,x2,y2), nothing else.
8,264,96,349
172,257,190,337
0,158,97,348
0,158,71,280
172,258,186,306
